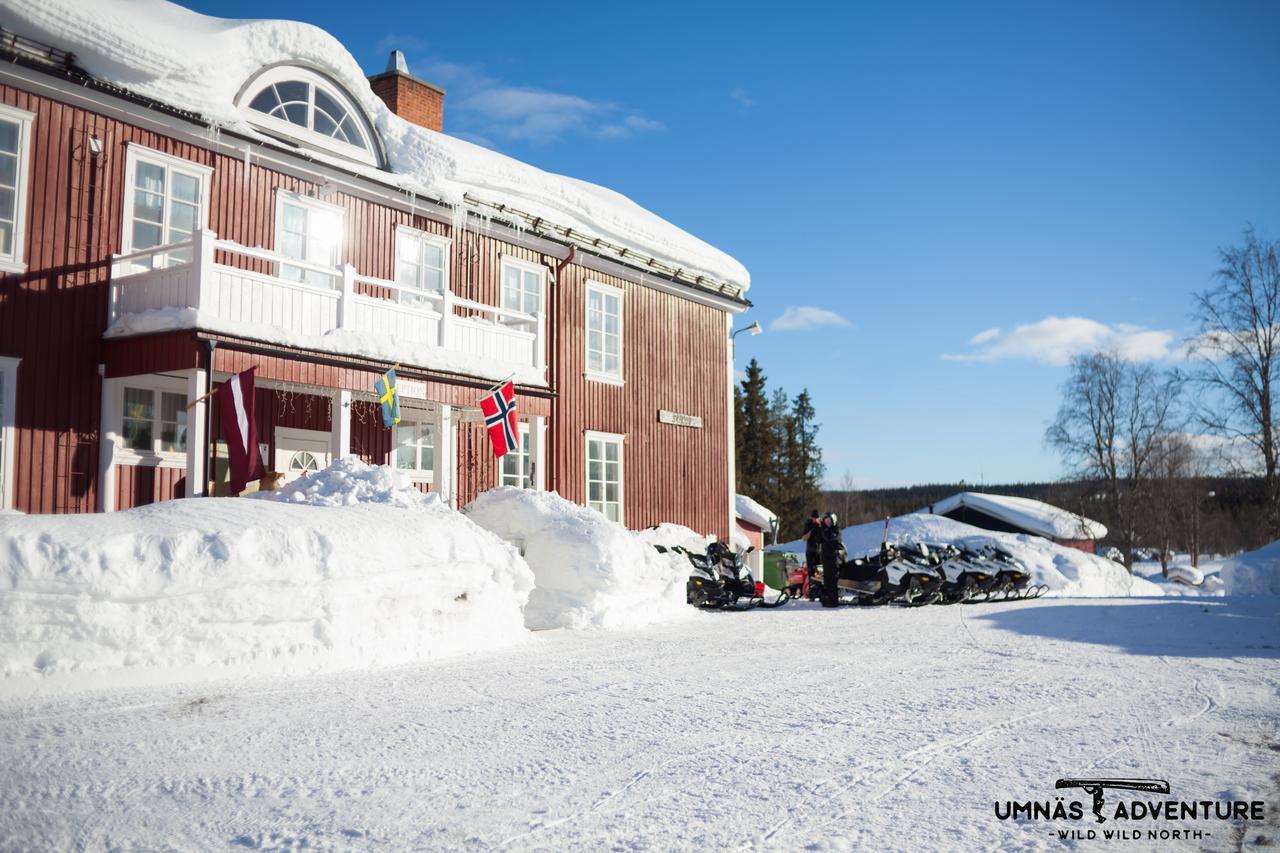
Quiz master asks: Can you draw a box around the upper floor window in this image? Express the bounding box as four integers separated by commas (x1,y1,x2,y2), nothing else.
122,146,211,266
585,281,624,384
239,67,379,167
0,104,35,274
501,256,544,317
275,191,344,287
395,226,450,305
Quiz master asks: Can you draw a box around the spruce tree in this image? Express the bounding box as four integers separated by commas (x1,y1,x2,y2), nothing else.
735,359,773,500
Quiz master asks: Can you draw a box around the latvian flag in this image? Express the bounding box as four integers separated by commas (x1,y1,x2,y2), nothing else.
219,367,265,494
480,380,519,458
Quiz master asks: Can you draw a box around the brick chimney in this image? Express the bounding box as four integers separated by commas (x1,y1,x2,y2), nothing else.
369,51,445,133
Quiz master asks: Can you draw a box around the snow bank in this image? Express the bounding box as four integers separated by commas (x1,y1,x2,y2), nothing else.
465,488,691,631
773,513,1161,597
250,455,435,508
0,462,534,696
1222,541,1280,595
634,523,711,554
1,0,748,294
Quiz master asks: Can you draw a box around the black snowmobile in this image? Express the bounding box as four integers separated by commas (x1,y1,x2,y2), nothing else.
980,545,1050,600
929,543,1003,604
659,541,789,610
834,542,944,606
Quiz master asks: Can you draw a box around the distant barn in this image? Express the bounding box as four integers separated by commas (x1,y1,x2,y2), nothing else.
926,492,1107,554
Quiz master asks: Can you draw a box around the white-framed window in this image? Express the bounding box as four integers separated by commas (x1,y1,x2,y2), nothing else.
394,226,450,306
585,280,624,384
116,376,189,463
500,255,544,317
275,191,344,287
0,356,19,509
239,66,379,166
585,430,624,523
121,146,212,267
395,419,435,481
0,105,34,275
501,422,532,488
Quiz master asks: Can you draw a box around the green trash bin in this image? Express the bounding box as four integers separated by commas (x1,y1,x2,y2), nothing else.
762,550,792,591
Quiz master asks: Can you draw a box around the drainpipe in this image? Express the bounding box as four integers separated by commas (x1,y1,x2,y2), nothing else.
204,339,217,496
549,244,577,494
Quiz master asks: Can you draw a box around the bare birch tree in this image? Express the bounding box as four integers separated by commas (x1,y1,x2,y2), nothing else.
1046,350,1183,567
1190,227,1280,537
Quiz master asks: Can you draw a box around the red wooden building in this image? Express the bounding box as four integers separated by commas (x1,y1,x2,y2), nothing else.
0,5,751,539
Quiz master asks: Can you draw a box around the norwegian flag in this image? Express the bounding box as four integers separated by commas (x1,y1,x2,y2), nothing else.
480,380,520,458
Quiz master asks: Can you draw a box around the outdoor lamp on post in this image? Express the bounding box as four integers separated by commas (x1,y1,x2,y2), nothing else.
730,321,762,355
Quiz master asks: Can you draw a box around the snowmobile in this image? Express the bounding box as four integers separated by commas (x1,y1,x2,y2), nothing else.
833,542,944,606
658,543,788,610
705,541,790,609
976,545,1050,600
929,543,1003,604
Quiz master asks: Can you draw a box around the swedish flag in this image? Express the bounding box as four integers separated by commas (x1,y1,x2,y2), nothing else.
375,367,400,428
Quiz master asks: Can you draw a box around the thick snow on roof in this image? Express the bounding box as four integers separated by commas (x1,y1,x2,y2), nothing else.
3,0,749,294
735,494,777,531
925,492,1108,540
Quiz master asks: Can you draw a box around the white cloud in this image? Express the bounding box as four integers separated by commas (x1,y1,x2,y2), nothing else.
943,316,1175,365
730,87,756,108
416,58,661,144
770,306,852,332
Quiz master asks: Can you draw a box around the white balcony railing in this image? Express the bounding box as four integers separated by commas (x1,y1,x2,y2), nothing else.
108,229,545,379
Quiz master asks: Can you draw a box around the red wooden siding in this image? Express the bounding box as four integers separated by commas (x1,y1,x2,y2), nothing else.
114,464,185,510
553,264,731,539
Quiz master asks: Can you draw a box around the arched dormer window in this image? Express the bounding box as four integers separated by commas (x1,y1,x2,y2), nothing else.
238,66,381,167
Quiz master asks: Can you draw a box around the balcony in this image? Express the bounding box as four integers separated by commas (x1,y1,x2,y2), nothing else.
107,229,546,384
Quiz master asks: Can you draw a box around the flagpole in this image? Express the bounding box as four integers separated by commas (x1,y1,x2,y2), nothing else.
482,372,516,395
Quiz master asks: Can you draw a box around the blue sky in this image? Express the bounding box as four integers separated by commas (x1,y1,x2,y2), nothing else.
189,0,1280,487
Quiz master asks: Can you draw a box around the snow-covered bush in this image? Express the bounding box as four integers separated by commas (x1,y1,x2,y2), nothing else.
1222,541,1280,595
0,460,534,696
465,488,692,630
772,513,1163,597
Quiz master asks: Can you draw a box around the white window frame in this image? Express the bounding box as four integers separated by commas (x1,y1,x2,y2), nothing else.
394,225,451,304
500,422,533,488
238,65,379,167
120,144,213,266
113,374,190,468
0,104,34,275
273,189,346,287
584,280,625,385
393,417,436,483
499,254,545,317
585,430,625,524
0,356,20,509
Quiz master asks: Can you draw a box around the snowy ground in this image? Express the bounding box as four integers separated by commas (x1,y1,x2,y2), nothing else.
2,597,1277,851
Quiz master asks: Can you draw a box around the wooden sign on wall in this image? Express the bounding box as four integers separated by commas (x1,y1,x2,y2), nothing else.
657,409,703,429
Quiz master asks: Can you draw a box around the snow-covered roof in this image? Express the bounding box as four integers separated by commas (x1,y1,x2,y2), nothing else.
735,494,777,531
3,0,750,296
924,492,1108,540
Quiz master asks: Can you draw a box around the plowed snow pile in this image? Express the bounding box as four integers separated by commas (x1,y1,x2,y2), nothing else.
0,460,533,697
1222,540,1280,595
774,512,1162,597
465,488,692,630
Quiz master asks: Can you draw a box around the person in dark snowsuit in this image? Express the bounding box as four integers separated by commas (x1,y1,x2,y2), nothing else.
801,510,822,591
819,512,844,607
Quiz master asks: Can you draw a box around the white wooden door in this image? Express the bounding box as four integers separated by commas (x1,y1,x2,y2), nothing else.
274,428,331,483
